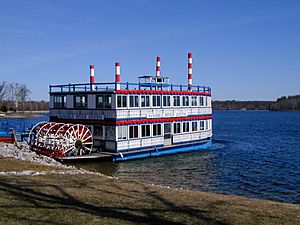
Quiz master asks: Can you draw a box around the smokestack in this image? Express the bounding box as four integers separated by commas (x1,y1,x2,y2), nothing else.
90,65,95,91
115,62,121,90
188,53,192,91
156,56,161,77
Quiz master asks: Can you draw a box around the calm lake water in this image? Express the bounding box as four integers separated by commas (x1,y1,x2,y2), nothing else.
1,111,300,204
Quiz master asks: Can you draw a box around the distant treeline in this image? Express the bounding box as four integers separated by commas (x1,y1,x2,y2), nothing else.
269,95,300,111
0,100,49,112
213,100,272,110
213,95,300,111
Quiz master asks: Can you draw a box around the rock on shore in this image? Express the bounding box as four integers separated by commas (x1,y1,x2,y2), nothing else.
0,142,72,169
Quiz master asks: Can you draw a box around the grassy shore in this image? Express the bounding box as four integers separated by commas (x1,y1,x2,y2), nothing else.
0,157,299,225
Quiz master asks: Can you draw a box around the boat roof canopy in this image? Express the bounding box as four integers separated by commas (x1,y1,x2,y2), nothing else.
138,75,170,85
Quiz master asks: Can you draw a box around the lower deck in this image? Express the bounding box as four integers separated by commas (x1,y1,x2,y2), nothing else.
76,118,213,152
113,137,212,161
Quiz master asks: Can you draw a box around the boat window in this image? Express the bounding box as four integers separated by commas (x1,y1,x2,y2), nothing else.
141,124,151,137
105,126,115,140
182,96,189,106
74,95,87,108
129,95,139,107
183,121,190,133
96,95,111,108
173,96,180,107
192,121,198,131
53,95,66,108
173,122,181,134
97,95,104,108
141,96,150,107
152,95,161,107
94,125,103,138
118,126,127,140
199,96,204,106
191,96,197,106
163,96,171,107
129,125,139,139
153,124,162,136
200,121,205,130
117,95,127,108
164,123,171,134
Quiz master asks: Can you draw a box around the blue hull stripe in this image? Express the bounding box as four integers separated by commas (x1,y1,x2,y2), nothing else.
113,138,212,161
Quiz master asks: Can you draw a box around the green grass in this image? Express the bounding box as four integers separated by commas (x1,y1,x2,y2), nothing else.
0,157,66,172
0,158,299,225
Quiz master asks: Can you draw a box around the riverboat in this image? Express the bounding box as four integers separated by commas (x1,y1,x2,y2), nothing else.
48,53,212,161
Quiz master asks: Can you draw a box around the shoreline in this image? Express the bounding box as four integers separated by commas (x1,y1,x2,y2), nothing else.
0,111,48,119
0,143,299,224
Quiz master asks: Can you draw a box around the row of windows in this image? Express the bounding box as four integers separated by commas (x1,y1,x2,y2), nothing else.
121,95,210,108
53,95,112,109
118,124,162,140
117,120,210,140
173,121,206,134
92,120,210,141
53,96,66,108
117,95,209,108
53,94,210,109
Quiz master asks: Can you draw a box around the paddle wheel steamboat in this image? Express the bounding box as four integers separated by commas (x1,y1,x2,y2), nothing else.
31,53,212,161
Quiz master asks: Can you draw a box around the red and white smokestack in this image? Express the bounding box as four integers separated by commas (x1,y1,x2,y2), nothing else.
188,53,193,91
156,56,161,77
115,62,121,90
90,65,95,91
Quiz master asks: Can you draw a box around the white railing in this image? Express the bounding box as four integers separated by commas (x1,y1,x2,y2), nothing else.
50,107,211,120
173,130,212,144
117,136,164,151
128,139,141,149
116,107,212,119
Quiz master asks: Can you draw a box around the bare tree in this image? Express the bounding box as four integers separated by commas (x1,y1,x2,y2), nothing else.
0,81,8,112
16,84,31,113
7,82,18,111
6,82,31,112
0,81,8,102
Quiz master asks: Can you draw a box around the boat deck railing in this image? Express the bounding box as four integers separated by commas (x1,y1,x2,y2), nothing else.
49,82,211,94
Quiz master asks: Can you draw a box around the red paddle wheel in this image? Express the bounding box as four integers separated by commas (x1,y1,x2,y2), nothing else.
29,122,93,158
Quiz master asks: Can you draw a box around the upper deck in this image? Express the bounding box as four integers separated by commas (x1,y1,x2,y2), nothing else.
49,74,213,122
49,81,211,96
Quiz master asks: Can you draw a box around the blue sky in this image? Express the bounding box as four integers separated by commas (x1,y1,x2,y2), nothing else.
0,0,299,101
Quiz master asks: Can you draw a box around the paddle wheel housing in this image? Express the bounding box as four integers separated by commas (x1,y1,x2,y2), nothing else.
29,122,93,158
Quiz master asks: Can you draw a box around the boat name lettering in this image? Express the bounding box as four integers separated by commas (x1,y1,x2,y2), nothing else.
146,112,187,118
57,110,104,120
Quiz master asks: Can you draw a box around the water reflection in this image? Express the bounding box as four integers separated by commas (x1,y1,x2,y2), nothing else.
70,146,222,192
